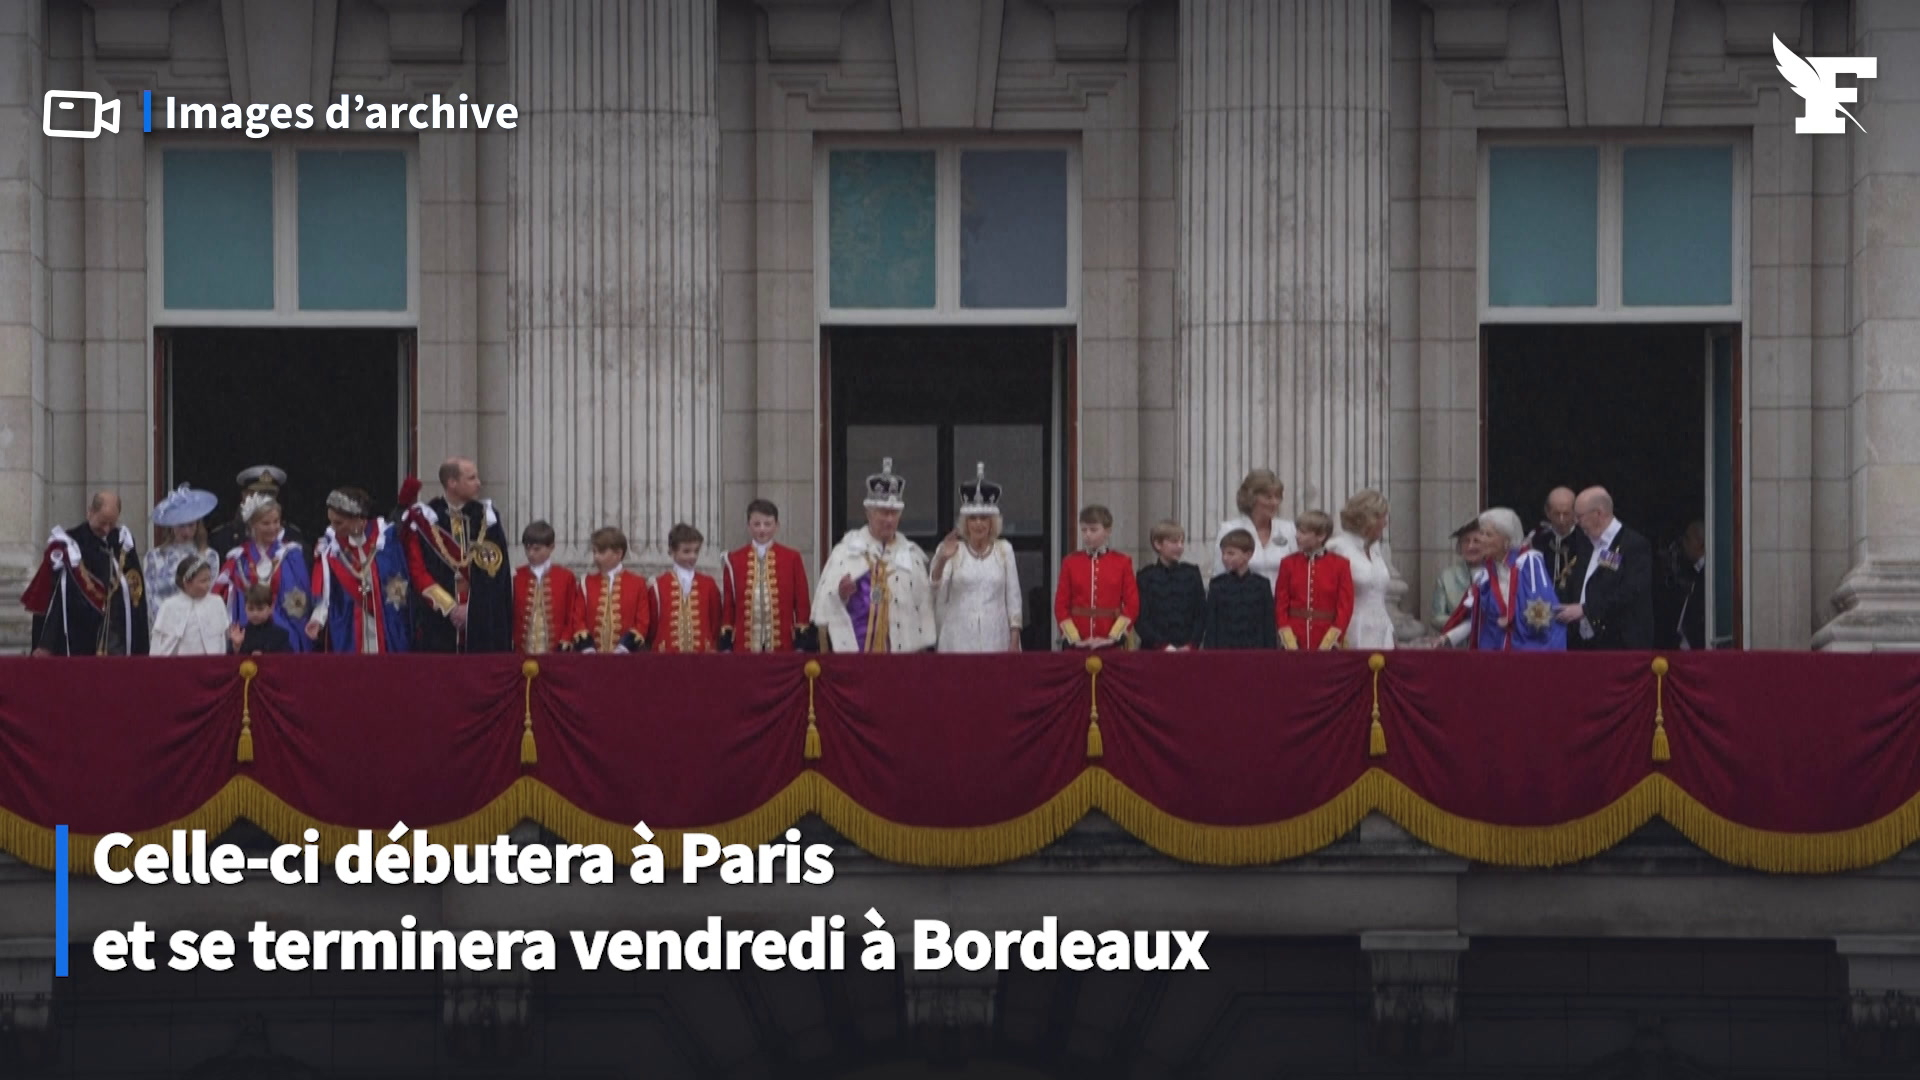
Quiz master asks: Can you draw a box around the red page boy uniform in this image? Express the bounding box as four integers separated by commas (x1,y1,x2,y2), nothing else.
514,562,587,654
1275,548,1354,650
721,543,812,652
653,567,724,653
1054,548,1139,647
582,567,651,653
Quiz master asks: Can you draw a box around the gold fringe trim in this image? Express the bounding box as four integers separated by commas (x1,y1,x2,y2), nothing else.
1367,653,1387,758
236,659,258,764
519,660,540,767
17,770,1920,877
804,659,822,760
1650,656,1671,764
1085,655,1104,759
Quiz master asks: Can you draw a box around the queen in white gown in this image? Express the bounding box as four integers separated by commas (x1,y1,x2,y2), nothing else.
932,464,1024,654
1327,489,1396,650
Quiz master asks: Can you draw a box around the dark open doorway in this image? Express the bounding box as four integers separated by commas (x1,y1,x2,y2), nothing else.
1484,323,1741,648
826,327,1070,652
163,328,414,546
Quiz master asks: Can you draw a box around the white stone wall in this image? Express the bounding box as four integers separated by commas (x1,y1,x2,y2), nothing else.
4,0,1919,648
1404,0,1865,650
0,0,47,592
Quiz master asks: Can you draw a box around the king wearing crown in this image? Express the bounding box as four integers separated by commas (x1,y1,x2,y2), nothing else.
812,457,938,653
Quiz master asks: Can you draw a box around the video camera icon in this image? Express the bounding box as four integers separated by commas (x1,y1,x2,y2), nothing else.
43,90,120,139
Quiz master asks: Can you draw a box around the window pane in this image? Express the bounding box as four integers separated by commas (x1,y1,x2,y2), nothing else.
960,150,1068,309
1487,146,1598,307
164,150,274,310
299,150,409,311
1622,146,1733,307
952,424,1044,536
829,151,936,309
845,425,938,536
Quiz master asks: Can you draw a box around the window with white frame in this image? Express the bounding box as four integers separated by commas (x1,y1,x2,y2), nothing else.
1479,138,1744,322
817,142,1080,324
151,143,417,325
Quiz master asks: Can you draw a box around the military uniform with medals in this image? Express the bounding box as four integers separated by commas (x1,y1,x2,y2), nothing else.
400,479,514,653
22,521,150,656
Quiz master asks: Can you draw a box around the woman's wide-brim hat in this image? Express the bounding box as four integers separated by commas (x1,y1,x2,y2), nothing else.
153,484,219,527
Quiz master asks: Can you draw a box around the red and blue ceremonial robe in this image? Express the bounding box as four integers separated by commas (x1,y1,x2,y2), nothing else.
312,520,412,654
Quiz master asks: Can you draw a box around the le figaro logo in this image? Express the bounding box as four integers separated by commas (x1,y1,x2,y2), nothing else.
1774,34,1876,134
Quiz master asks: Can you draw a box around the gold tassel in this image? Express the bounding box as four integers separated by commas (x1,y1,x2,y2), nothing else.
237,659,258,764
520,660,540,767
804,660,822,760
1650,656,1671,764
1367,653,1387,758
1085,656,1104,759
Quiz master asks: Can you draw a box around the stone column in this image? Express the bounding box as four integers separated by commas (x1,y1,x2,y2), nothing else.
0,0,49,651
1174,0,1391,543
1814,0,1920,649
506,0,721,565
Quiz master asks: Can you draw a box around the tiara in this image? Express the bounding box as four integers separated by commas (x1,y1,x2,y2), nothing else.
326,489,369,517
239,492,279,524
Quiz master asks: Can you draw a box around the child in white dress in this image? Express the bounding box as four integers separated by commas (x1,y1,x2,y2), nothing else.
151,556,230,656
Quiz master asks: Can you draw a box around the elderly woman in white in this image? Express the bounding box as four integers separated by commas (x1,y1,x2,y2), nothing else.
1213,468,1297,588
1434,507,1566,652
931,464,1024,653
1327,489,1396,650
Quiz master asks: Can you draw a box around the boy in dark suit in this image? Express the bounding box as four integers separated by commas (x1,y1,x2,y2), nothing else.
229,583,293,655
1135,519,1206,651
1203,529,1277,650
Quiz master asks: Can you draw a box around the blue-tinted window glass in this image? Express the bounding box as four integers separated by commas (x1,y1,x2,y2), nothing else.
298,150,409,311
829,150,936,309
163,150,274,310
960,149,1068,309
1488,145,1599,307
1622,145,1733,307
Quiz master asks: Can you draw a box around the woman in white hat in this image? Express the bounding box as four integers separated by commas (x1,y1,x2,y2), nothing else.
144,484,219,616
931,463,1024,653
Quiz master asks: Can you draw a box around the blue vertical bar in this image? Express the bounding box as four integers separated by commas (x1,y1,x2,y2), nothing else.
54,824,68,976
142,91,151,133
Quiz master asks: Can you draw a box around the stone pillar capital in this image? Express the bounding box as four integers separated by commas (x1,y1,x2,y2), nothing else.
0,944,57,1072
1035,0,1146,61
1419,0,1520,60
904,965,998,1062
366,0,482,62
754,0,862,62
1361,931,1467,1059
81,0,187,60
442,970,532,1061
1837,936,1920,1061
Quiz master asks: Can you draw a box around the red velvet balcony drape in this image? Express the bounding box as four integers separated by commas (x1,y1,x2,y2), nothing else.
3,651,1917,874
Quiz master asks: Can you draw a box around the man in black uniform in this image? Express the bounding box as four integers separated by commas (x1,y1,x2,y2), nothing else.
22,491,150,656
400,457,514,653
1526,485,1591,606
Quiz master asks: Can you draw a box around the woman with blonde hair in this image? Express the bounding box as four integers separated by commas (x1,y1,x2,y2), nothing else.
1327,489,1396,650
931,464,1023,653
144,485,218,614
213,492,315,653
1213,468,1296,588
